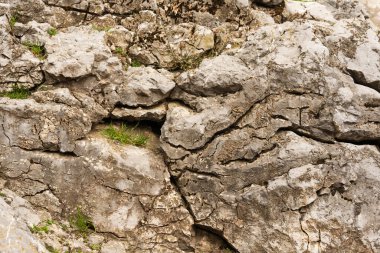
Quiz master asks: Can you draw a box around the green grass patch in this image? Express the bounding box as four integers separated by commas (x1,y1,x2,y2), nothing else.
9,15,17,29
102,123,149,147
114,47,125,55
23,41,46,60
30,223,50,234
90,244,101,250
47,27,57,36
0,192,6,197
130,59,142,67
0,86,30,99
70,207,95,235
45,244,60,253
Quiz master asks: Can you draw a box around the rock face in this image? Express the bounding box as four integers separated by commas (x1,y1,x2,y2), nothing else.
0,0,380,252
0,191,47,253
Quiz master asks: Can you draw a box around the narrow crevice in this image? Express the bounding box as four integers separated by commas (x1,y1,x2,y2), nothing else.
194,224,239,253
334,138,380,146
168,169,239,253
164,92,273,153
169,175,196,220
277,125,336,144
221,143,277,165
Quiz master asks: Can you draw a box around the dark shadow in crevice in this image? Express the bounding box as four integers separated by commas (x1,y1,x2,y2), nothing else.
101,118,164,136
194,224,240,253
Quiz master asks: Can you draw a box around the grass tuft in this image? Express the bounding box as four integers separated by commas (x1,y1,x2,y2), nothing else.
0,86,30,99
30,223,50,234
70,207,95,235
130,59,142,68
102,123,149,147
90,244,101,250
9,15,17,29
45,244,60,253
47,27,57,36
114,47,125,55
0,192,6,197
23,41,46,60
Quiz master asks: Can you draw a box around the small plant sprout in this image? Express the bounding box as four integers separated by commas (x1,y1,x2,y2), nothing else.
130,59,142,67
45,244,60,253
8,14,17,29
0,85,30,99
23,41,46,60
0,192,6,197
70,207,95,235
90,244,101,250
29,221,52,234
47,27,57,36
102,123,149,147
114,47,125,55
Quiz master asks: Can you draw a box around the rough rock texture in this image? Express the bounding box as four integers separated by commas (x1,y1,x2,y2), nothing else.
0,0,379,252
0,190,47,253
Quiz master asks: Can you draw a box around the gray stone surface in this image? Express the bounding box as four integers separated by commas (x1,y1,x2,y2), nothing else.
111,104,167,122
0,0,379,252
117,67,176,107
44,26,111,79
0,191,46,253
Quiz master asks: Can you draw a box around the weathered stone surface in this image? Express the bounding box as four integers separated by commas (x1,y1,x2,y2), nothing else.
117,67,176,107
112,104,167,122
284,1,336,23
101,240,126,253
0,190,46,253
176,55,250,96
347,32,380,92
44,26,111,79
160,2,380,252
0,16,43,91
0,135,195,251
361,0,380,27
129,23,215,69
0,98,92,152
169,130,380,252
0,0,379,252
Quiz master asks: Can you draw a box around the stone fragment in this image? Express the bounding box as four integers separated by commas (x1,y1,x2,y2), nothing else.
117,67,176,107
112,104,167,122
44,26,111,79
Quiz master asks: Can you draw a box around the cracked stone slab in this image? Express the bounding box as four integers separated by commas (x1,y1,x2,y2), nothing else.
170,131,380,252
0,136,195,251
0,98,92,152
